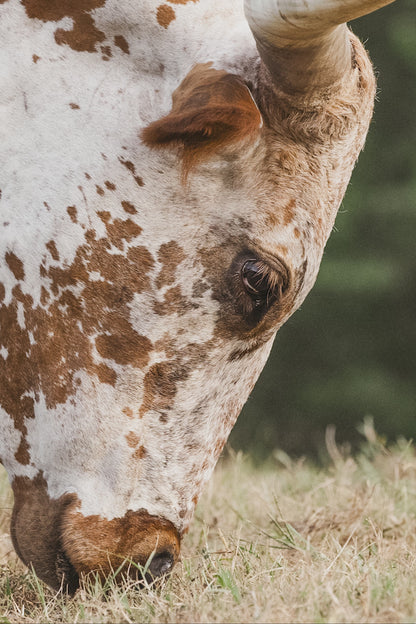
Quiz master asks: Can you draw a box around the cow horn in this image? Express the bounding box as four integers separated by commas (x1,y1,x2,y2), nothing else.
244,0,396,93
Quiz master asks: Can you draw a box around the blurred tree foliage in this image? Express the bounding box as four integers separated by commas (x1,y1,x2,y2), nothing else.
231,0,416,457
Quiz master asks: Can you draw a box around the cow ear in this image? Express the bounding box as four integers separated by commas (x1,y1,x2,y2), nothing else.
141,63,263,181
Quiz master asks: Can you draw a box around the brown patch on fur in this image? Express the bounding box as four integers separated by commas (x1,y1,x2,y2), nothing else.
114,35,129,54
126,431,140,448
98,214,142,250
121,200,137,215
133,445,146,460
264,209,281,229
119,159,145,187
21,0,106,53
105,180,116,191
5,252,25,281
46,240,60,261
67,205,78,223
140,360,190,417
96,185,105,196
95,362,117,386
32,54,40,63
123,407,134,418
283,198,296,226
0,283,5,302
156,4,175,29
54,12,106,52
95,317,152,367
69,102,80,109
101,44,112,60
14,437,31,465
141,63,262,181
0,227,155,442
62,506,180,581
156,241,186,288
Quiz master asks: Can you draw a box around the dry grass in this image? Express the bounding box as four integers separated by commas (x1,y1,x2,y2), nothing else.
1,420,416,623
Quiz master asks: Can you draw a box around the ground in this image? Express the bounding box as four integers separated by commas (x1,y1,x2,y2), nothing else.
1,419,416,623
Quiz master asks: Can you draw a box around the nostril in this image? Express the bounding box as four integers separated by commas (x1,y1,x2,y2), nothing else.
147,551,174,579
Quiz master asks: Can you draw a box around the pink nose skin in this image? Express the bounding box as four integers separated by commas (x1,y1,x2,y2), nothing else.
10,474,180,593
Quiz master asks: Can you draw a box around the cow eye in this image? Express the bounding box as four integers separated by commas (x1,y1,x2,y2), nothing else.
239,256,288,322
241,259,273,307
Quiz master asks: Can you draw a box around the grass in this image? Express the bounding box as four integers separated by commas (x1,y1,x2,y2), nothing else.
1,419,416,623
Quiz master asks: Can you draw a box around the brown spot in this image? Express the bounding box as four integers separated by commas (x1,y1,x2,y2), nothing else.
114,34,129,54
95,320,152,367
21,0,104,21
95,362,117,386
119,159,144,187
32,54,40,63
294,227,301,238
0,282,5,302
156,241,186,288
122,407,134,419
46,240,60,261
283,199,296,226
14,437,31,465
5,252,25,280
121,200,137,215
67,205,78,222
140,360,189,416
104,180,116,191
69,102,80,109
133,445,146,460
84,172,91,180
141,63,262,181
0,227,156,430
127,245,155,273
55,12,105,53
264,209,281,229
96,185,105,196
156,4,175,29
105,218,142,250
97,210,111,223
21,0,106,53
100,44,112,59
126,431,140,448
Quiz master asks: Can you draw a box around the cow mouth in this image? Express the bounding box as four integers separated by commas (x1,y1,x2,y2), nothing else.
55,547,80,595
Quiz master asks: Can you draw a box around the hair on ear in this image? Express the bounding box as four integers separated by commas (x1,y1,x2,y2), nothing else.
141,63,262,182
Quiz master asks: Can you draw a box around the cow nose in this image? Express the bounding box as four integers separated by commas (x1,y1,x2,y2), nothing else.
147,550,174,579
61,507,181,587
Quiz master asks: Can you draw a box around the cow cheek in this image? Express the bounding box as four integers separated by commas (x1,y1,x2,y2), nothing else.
10,474,79,592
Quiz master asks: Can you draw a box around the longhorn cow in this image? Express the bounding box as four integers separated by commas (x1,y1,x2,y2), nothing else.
0,0,395,592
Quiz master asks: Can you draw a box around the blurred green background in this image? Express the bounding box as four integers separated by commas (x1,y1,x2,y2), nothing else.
231,0,416,458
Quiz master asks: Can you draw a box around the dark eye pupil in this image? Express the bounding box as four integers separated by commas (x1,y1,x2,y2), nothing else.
242,260,271,303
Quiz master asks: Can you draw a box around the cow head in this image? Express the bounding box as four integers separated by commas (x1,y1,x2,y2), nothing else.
0,0,394,592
